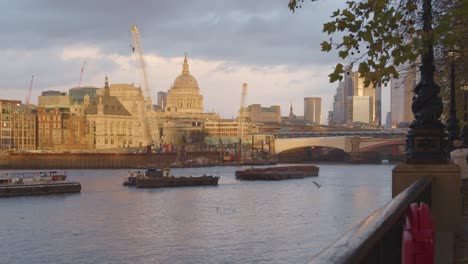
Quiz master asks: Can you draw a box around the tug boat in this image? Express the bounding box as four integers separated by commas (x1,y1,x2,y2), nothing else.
235,165,319,181
123,168,165,186
123,168,219,188
0,170,81,197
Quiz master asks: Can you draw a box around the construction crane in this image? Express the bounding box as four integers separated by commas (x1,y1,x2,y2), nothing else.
130,25,153,111
77,61,86,88
237,83,248,139
26,75,34,105
130,25,159,148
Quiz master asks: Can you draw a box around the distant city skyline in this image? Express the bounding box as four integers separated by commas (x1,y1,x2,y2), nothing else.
0,0,391,122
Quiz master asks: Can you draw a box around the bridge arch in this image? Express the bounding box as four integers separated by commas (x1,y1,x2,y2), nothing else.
274,137,350,154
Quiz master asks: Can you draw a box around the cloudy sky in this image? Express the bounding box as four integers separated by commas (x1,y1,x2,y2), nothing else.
0,0,390,121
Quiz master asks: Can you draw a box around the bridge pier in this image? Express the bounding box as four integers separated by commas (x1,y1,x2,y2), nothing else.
393,164,462,264
349,152,381,164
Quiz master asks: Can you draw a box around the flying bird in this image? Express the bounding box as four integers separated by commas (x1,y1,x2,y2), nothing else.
312,181,321,188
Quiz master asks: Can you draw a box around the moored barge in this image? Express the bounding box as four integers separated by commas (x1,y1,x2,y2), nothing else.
235,165,319,181
0,170,81,197
123,168,219,188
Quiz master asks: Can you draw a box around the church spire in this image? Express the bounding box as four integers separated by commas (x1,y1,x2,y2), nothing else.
182,52,189,74
289,101,293,115
104,76,110,97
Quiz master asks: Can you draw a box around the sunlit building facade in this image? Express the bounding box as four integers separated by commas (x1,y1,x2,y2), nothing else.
391,65,415,127
0,100,36,150
347,96,373,124
84,78,147,150
37,107,93,151
304,97,322,125
341,69,381,125
243,104,281,124
69,86,99,105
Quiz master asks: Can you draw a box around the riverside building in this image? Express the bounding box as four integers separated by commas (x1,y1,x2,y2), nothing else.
0,100,36,151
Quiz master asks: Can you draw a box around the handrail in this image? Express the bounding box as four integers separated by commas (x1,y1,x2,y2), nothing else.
309,176,432,264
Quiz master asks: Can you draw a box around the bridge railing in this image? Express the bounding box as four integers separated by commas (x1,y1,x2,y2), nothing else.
309,176,432,264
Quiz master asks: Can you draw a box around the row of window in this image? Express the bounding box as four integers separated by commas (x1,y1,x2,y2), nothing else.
39,123,61,129
102,138,133,145
206,128,239,132
38,115,62,121
205,124,238,127
2,138,35,145
2,116,36,122
208,133,238,137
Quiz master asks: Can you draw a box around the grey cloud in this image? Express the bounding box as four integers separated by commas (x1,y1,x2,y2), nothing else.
213,62,240,74
0,47,120,102
0,0,344,66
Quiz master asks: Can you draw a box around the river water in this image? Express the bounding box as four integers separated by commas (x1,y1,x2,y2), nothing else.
0,164,394,264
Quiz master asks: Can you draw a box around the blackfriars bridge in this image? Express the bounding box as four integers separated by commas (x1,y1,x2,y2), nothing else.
252,130,406,162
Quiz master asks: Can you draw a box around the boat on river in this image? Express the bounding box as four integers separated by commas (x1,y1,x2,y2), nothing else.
123,168,165,186
235,165,319,181
123,168,219,188
0,170,81,197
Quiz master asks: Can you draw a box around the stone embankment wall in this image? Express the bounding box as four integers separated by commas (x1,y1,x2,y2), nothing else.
0,152,220,169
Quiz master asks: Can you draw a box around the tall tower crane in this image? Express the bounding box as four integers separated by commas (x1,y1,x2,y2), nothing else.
131,25,153,111
237,83,248,139
130,25,159,148
77,61,86,88
26,75,34,105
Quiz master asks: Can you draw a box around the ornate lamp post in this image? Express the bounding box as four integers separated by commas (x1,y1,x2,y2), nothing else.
446,50,460,150
462,85,468,147
406,0,448,164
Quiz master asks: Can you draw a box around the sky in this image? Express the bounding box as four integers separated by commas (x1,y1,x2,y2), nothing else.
0,0,390,122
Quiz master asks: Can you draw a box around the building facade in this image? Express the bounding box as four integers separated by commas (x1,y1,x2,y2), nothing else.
341,69,381,126
37,107,93,151
204,119,256,145
0,100,36,151
37,107,66,150
157,91,167,111
304,97,322,125
331,82,345,125
69,86,99,105
391,65,415,127
38,92,71,108
84,78,148,150
347,96,373,124
243,104,281,124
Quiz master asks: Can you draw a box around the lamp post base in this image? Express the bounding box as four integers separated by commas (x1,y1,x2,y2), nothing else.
406,125,448,164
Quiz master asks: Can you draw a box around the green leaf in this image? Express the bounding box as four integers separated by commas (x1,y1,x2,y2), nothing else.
323,22,336,34
320,41,332,52
332,9,340,17
338,50,349,59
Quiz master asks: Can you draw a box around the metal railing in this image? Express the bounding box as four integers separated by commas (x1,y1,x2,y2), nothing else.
309,176,432,264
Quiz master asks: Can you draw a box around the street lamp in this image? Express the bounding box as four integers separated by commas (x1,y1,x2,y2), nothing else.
406,0,448,163
461,85,468,147
446,49,460,150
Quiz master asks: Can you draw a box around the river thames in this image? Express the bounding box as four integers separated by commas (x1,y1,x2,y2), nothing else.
0,164,394,264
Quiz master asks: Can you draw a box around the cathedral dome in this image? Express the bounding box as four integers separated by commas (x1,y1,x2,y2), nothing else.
173,73,199,91
165,54,204,113
171,55,199,91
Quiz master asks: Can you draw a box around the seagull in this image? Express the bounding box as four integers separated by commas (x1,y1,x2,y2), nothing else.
312,181,322,188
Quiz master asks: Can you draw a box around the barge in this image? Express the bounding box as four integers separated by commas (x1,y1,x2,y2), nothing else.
235,165,319,181
0,170,81,197
123,168,219,188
